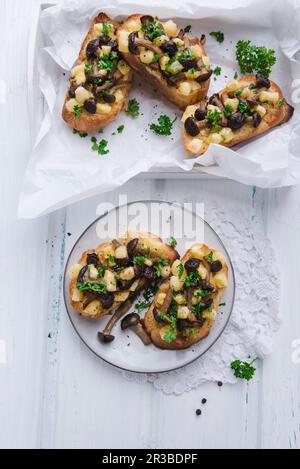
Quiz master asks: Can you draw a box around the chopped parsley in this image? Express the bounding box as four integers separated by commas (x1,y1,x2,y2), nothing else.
238,101,249,117
231,358,257,381
234,71,238,79
278,98,286,107
73,129,88,138
236,40,276,77
133,255,146,265
152,54,161,63
178,263,185,279
196,289,213,297
209,31,224,43
204,251,213,262
73,105,82,119
169,236,177,248
163,330,177,343
84,63,93,74
184,25,192,33
213,66,222,76
141,20,164,41
206,109,222,132
77,280,107,294
155,257,170,277
102,22,111,35
178,48,194,62
117,124,125,134
233,89,243,97
157,311,177,329
224,104,233,118
97,51,118,72
219,302,226,306
149,115,177,136
126,98,140,118
91,137,109,155
192,301,211,315
185,271,201,288
135,301,151,313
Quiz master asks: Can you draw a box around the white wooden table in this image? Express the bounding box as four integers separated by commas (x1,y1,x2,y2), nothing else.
1,0,300,450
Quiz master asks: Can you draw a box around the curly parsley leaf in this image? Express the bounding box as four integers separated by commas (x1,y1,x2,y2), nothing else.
204,251,214,262
73,129,88,138
224,104,233,118
184,25,192,33
236,40,276,77
163,330,177,343
91,137,109,156
231,358,257,381
141,20,164,41
77,280,107,294
209,31,224,43
126,98,140,118
278,98,286,108
185,271,201,288
73,105,82,119
117,124,125,134
149,114,177,136
155,257,170,277
213,66,222,76
169,236,177,248
84,63,93,75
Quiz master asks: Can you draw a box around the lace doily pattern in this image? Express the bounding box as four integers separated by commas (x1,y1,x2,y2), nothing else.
122,201,280,394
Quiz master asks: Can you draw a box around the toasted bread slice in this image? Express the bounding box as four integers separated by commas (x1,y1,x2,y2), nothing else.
117,14,211,110
144,243,228,350
182,75,294,155
62,13,133,133
68,232,179,319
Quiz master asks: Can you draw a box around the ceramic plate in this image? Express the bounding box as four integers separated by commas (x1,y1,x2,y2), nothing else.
63,201,235,373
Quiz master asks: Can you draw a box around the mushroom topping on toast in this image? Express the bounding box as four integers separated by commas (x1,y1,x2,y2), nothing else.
182,74,294,156
144,244,228,350
117,14,211,110
62,12,133,133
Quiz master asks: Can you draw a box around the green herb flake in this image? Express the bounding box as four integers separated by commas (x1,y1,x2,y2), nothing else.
84,63,94,74
184,25,192,33
77,280,107,294
236,39,276,77
206,109,222,132
169,236,177,248
91,137,109,156
141,21,164,41
155,257,171,277
234,89,243,97
278,98,286,108
135,301,151,313
152,54,161,63
209,31,224,43
231,358,257,381
149,114,177,136
73,129,88,138
205,251,214,262
102,22,111,36
224,104,233,118
117,124,125,134
213,66,222,76
238,101,249,117
185,271,201,288
178,263,185,279
126,98,140,118
163,330,177,343
178,48,194,62
219,302,226,306
73,105,82,119
133,255,146,265
97,52,118,72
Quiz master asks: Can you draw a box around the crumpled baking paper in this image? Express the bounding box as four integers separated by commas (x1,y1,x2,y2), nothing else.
19,0,300,218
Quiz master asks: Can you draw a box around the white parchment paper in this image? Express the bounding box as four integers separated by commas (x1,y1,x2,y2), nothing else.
19,0,300,217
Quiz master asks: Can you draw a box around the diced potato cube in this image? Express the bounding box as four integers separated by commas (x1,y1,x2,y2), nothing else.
93,23,103,36
118,30,130,53
144,258,153,267
259,91,279,104
177,306,190,319
96,103,112,114
190,44,203,59
240,87,252,99
159,55,170,71
197,264,207,280
140,50,154,64
100,45,112,56
163,20,178,37
207,104,220,113
255,104,267,118
213,271,228,288
114,89,124,103
187,138,204,154
170,275,185,292
219,127,234,143
173,37,185,46
181,105,198,122
174,293,186,305
119,267,135,281
115,245,128,259
224,97,239,112
67,263,83,279
75,86,92,104
117,59,131,75
154,35,169,46
178,81,192,96
115,291,130,302
209,133,223,144
104,270,117,292
185,69,201,80
189,245,205,258
88,265,98,280
84,300,101,316
66,99,80,113
156,292,167,306
161,265,171,278
71,288,83,302
203,307,217,320
171,260,186,279
126,19,141,32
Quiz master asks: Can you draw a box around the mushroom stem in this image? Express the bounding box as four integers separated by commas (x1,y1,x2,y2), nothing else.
121,313,152,345
135,38,162,55
97,299,133,343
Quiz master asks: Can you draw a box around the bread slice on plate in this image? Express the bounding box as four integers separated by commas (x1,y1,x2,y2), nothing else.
117,14,211,110
144,243,228,350
67,231,179,319
181,74,294,156
62,13,133,133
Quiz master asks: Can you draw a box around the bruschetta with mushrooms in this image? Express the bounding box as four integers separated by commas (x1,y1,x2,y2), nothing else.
182,74,294,155
117,14,211,110
144,243,228,350
67,231,179,320
62,13,133,133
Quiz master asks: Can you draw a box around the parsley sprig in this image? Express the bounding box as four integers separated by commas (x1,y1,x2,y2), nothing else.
73,105,82,119
126,98,140,118
236,40,276,77
231,358,258,381
149,115,177,136
141,20,164,41
91,137,109,155
77,280,107,294
209,31,224,43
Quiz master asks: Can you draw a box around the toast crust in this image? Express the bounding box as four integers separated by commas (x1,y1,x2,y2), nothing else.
182,76,294,155
144,243,228,350
68,232,179,319
62,13,133,133
117,14,210,110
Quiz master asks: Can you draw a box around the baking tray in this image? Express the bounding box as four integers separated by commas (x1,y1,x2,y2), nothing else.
27,1,219,180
